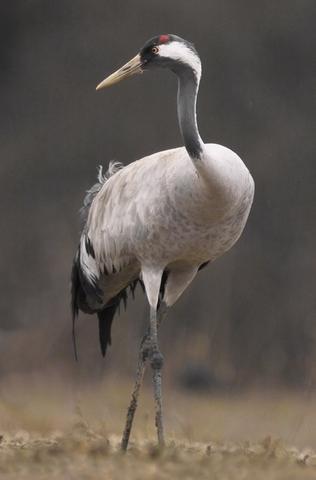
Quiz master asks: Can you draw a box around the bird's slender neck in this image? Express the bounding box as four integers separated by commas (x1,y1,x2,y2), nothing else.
176,68,204,160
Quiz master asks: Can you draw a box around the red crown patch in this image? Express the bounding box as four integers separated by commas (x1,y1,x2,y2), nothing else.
159,35,170,44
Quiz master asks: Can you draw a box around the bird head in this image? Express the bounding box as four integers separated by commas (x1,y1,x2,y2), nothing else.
96,34,201,90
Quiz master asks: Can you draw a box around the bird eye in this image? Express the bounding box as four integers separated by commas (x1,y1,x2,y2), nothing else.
152,46,159,54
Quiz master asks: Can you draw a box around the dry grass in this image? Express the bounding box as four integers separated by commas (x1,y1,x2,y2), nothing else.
0,373,315,479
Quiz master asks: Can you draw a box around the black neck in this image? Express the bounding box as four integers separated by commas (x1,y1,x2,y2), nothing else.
177,69,203,159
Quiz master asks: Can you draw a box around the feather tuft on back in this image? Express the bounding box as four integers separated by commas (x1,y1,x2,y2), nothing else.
80,161,123,224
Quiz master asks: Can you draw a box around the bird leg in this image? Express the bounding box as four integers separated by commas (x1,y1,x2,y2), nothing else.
120,327,150,451
149,304,165,447
121,302,167,451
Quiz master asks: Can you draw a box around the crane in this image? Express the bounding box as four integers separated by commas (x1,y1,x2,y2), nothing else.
71,34,255,450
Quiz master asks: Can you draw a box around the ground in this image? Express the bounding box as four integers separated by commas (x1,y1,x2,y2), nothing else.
0,374,315,479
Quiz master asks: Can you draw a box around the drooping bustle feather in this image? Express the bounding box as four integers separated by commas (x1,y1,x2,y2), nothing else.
71,161,140,358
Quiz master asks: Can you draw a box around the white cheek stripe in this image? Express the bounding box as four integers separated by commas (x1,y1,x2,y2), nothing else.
158,42,201,79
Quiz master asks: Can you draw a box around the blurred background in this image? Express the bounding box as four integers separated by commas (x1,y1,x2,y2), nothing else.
0,0,315,398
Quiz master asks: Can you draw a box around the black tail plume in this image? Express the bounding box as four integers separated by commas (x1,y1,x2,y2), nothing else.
97,301,118,357
71,256,142,358
97,278,141,357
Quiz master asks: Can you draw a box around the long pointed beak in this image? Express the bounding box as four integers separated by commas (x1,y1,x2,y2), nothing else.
96,54,143,90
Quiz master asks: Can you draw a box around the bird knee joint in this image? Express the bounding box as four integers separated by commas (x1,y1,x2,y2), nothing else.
150,351,164,370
